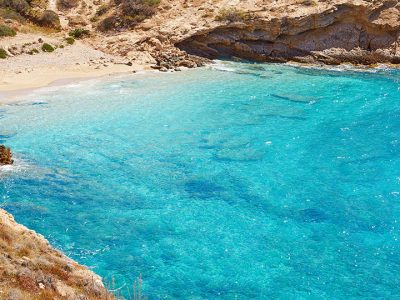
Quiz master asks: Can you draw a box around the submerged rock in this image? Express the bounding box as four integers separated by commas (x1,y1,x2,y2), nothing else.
0,145,13,165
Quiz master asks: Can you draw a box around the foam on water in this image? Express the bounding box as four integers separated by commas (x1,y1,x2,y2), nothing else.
0,62,400,299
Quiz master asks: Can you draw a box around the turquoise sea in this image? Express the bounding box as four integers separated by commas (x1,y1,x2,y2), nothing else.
1,62,400,299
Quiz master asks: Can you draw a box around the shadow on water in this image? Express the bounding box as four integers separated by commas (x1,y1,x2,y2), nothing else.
184,179,224,199
271,94,320,104
259,113,307,121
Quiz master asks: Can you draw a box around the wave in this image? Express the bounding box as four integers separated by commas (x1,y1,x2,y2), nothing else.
0,157,31,176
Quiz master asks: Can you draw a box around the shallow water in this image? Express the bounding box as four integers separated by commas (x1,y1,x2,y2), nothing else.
1,62,400,299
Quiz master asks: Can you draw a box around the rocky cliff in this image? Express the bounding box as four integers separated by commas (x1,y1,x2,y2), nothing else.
0,209,113,299
1,0,399,67
175,0,400,65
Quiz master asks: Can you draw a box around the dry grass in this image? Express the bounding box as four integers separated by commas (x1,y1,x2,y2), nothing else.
98,0,160,31
215,8,250,22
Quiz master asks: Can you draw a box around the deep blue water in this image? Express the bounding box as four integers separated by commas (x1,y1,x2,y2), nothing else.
1,62,400,299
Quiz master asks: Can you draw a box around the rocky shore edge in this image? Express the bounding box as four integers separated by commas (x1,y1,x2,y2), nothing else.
0,208,113,299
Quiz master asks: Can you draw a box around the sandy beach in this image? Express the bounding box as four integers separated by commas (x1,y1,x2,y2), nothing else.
0,33,149,103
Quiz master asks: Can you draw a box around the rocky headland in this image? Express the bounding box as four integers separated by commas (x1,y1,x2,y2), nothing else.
0,209,113,299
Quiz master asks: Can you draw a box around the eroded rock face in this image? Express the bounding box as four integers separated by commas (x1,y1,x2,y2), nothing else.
0,145,13,165
176,1,400,65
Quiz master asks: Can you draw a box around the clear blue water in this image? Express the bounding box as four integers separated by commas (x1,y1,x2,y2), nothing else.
1,62,400,299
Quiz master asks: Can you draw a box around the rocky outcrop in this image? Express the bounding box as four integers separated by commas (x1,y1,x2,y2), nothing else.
82,0,400,67
176,1,400,65
2,0,400,66
0,145,13,165
0,209,113,299
151,44,210,70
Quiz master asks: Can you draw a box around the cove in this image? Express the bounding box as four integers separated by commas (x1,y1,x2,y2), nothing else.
0,62,399,299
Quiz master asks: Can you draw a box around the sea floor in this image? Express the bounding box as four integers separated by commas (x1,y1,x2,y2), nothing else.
1,62,399,299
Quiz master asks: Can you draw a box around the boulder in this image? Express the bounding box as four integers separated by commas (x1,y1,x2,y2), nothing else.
0,145,13,165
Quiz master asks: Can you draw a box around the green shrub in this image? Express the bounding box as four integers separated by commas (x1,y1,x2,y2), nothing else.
28,48,39,54
68,27,89,38
0,0,30,14
59,44,64,48
38,9,60,28
98,15,116,31
0,8,26,22
215,8,249,22
0,48,7,59
0,23,16,36
121,0,156,18
97,0,160,31
120,0,159,26
65,36,74,44
41,42,54,52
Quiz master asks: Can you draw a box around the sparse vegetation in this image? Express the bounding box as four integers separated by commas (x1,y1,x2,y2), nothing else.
0,0,30,15
0,7,26,22
98,15,116,31
41,42,54,52
69,27,90,38
301,0,318,6
0,48,7,58
98,0,160,31
95,3,109,16
0,23,16,36
28,48,39,54
56,0,79,10
215,8,249,22
0,0,61,30
0,209,114,299
38,9,60,28
65,36,75,44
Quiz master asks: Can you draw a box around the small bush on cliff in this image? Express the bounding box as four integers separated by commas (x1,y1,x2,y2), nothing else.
41,42,54,52
65,36,75,44
97,15,116,31
0,23,16,36
28,48,39,54
0,0,30,14
0,48,7,59
38,9,60,28
98,0,160,31
0,8,26,22
69,27,89,38
95,3,108,16
215,8,249,22
120,0,159,19
56,0,79,10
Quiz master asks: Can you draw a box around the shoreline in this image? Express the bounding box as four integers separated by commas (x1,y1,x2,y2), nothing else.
0,64,151,104
1,59,398,105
